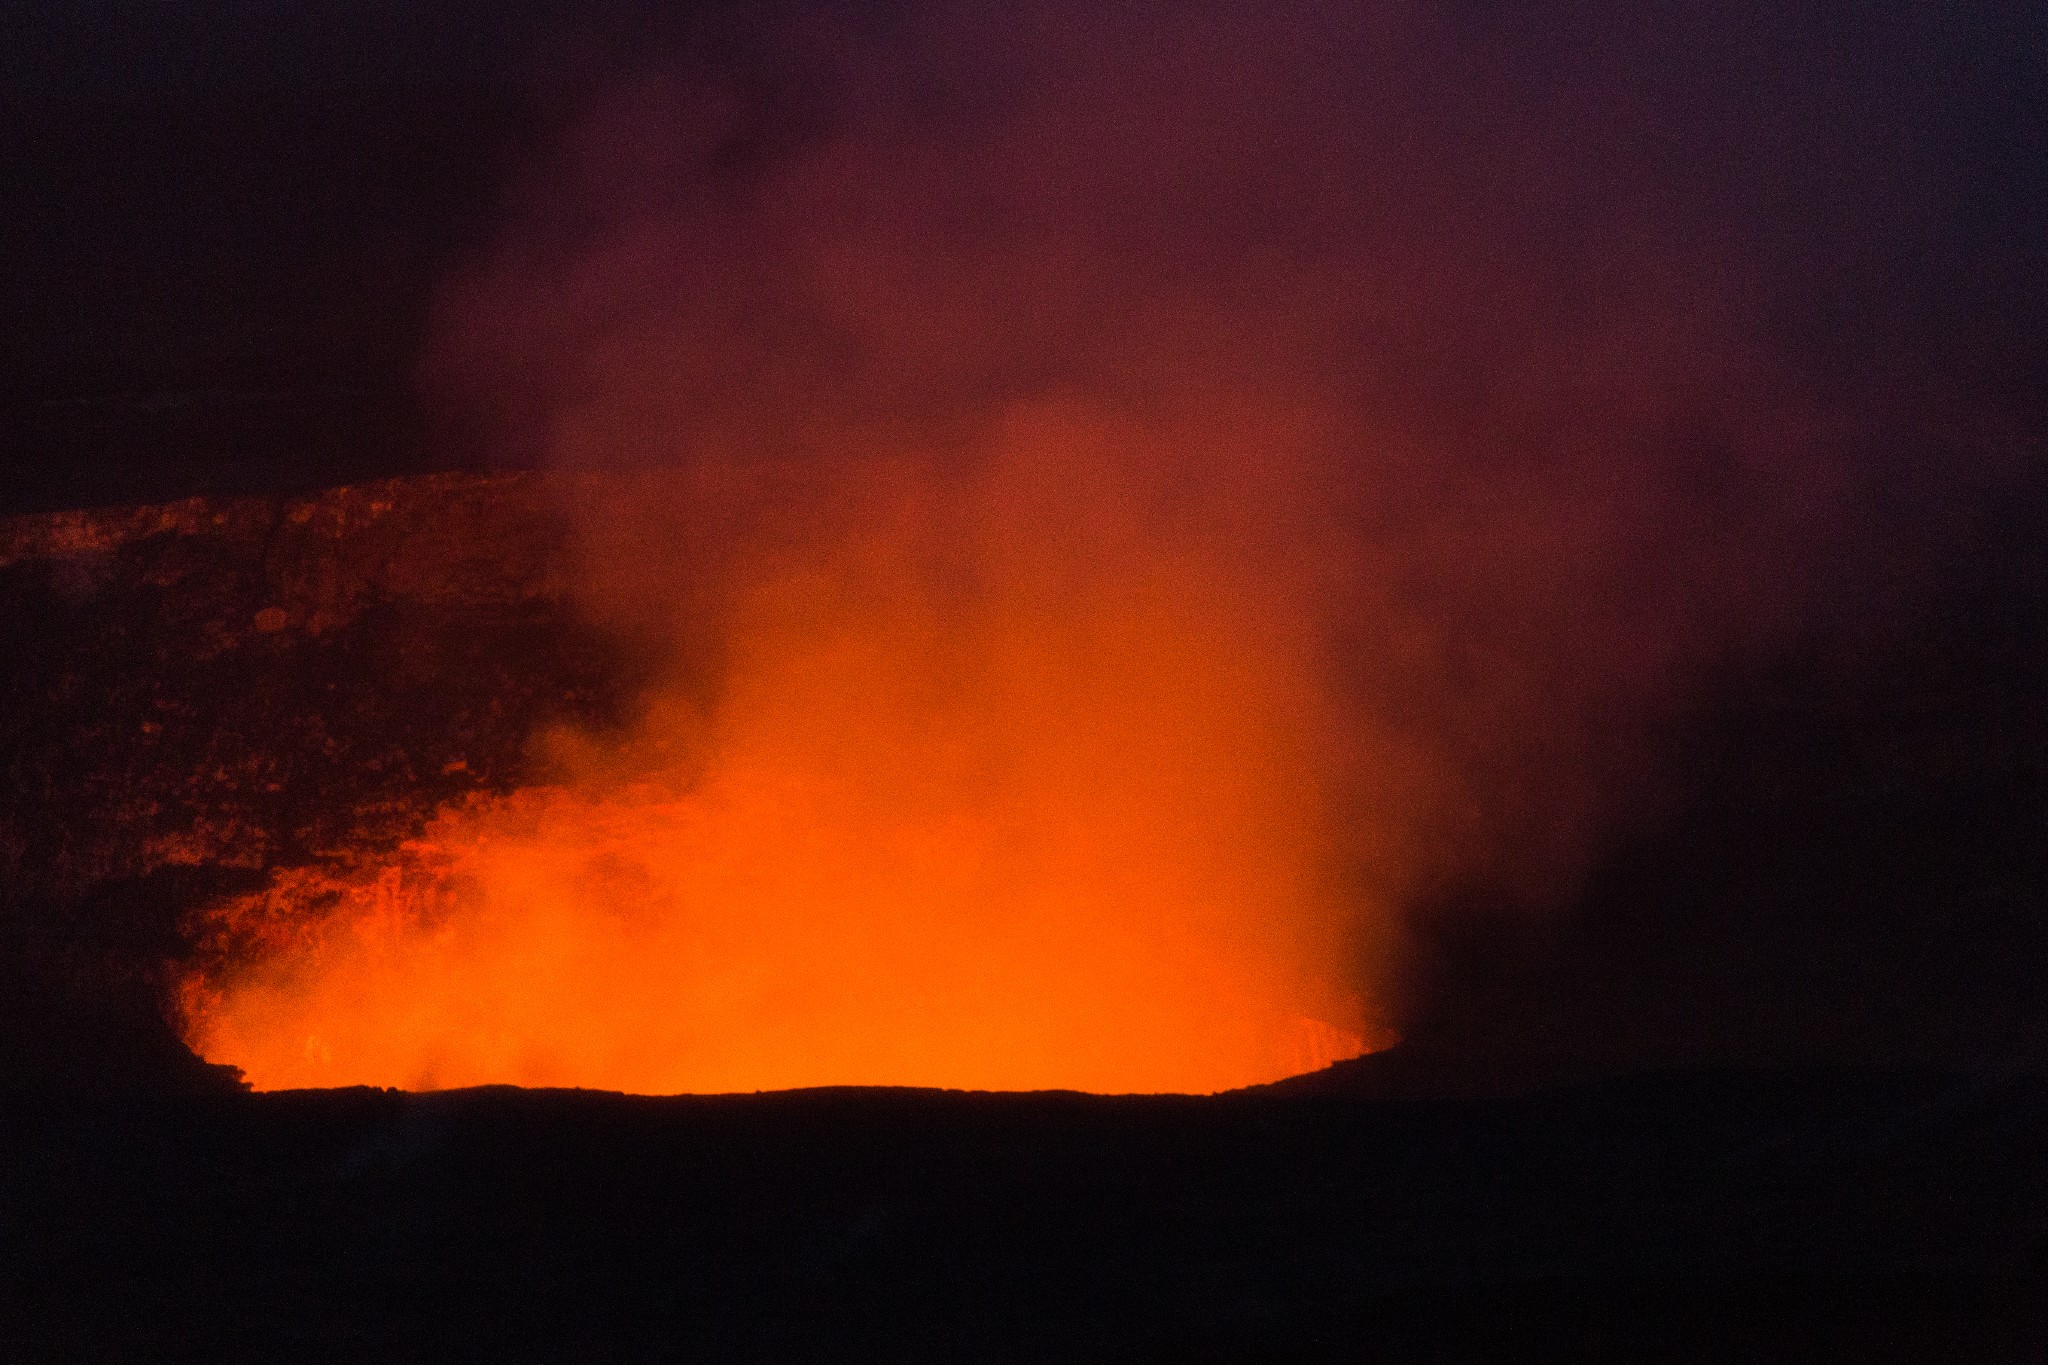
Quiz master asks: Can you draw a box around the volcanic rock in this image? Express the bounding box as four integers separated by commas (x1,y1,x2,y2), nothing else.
0,472,634,1089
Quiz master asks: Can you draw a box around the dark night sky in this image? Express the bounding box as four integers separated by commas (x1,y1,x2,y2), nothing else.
2,2,2043,515
2,1,2046,1085
0,0,729,512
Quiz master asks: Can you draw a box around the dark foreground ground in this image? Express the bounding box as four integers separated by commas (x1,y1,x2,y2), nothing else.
5,1066,2046,1361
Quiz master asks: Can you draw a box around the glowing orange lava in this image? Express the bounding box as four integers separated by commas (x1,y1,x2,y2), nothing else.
180,773,1374,1094
180,421,1386,1094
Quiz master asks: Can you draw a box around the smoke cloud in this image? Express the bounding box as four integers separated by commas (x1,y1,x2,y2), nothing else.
181,1,2040,1091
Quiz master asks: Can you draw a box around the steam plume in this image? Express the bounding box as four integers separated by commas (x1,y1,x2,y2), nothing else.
181,1,2039,1091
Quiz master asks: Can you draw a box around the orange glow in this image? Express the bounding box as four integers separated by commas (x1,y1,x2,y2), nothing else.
180,411,1388,1094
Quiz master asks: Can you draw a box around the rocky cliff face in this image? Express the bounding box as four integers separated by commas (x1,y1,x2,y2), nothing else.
0,472,634,1088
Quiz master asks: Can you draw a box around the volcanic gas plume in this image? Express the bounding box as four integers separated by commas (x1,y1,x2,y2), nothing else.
181,404,1388,1093
177,2,2027,1093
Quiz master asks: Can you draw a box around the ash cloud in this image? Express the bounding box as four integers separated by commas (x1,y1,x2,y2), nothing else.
417,0,2045,1048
